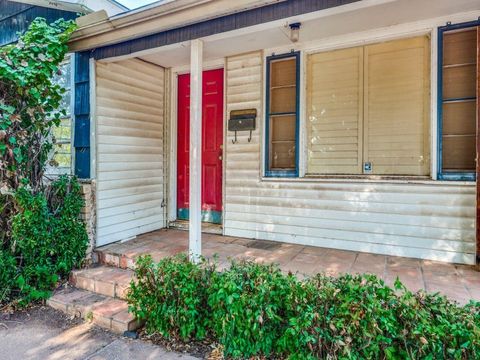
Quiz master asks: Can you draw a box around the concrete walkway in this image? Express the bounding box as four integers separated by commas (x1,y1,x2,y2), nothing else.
0,307,199,360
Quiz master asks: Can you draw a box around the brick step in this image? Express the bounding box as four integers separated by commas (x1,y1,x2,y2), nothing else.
95,247,137,270
94,237,189,270
47,288,142,334
70,265,134,300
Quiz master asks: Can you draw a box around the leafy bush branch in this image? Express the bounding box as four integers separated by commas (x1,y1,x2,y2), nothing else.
128,255,480,359
0,19,88,307
2,176,88,305
0,18,75,190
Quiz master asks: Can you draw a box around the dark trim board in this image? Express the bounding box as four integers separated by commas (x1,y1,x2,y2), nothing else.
74,51,91,179
92,0,360,60
437,19,480,181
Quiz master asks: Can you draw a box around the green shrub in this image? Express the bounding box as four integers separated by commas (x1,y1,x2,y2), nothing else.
280,274,480,359
0,17,80,307
127,254,216,341
208,260,294,358
0,249,17,302
392,285,480,359
128,256,480,359
280,274,404,359
44,176,89,275
2,176,88,305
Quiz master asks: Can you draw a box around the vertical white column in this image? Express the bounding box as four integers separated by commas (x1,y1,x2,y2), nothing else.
189,39,203,262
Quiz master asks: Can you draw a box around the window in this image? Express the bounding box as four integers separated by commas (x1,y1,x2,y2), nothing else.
47,57,73,175
306,36,430,176
265,52,300,177
438,21,479,180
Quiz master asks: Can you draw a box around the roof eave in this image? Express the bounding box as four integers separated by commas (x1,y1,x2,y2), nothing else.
68,0,286,52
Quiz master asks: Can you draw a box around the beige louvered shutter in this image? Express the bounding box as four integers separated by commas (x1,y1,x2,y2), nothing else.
364,36,430,175
307,47,364,174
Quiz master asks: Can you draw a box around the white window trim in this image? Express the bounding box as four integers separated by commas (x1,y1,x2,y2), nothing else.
298,50,307,178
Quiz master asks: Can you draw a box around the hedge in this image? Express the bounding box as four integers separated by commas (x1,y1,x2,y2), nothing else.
127,254,480,359
0,176,88,306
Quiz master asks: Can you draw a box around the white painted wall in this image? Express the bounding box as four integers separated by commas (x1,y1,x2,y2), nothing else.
224,51,476,265
95,58,166,246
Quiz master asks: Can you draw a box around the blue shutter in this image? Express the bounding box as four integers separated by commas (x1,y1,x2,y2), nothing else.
73,51,91,179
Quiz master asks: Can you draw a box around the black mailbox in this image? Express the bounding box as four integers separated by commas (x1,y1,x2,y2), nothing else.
228,109,256,143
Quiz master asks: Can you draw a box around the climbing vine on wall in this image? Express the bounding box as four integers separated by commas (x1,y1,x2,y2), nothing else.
0,18,76,191
0,18,88,307
0,17,76,239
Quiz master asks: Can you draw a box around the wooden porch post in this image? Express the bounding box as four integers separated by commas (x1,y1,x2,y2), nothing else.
189,39,203,262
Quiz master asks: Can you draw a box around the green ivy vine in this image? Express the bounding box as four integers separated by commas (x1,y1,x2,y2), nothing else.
0,18,76,190
0,18,88,307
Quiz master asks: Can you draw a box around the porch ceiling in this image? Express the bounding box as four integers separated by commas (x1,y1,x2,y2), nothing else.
122,0,480,68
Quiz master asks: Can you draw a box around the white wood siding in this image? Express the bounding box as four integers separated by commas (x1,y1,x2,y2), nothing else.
224,51,476,265
95,58,166,246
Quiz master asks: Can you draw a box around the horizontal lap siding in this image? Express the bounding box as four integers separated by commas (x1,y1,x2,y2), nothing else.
96,59,165,246
225,51,476,265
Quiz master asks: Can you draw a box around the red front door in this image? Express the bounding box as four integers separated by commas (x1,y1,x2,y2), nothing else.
177,69,224,224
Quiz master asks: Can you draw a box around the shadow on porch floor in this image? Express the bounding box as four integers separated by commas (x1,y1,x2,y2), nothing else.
95,229,480,305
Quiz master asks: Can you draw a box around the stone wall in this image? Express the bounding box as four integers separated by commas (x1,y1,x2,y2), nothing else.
79,180,96,260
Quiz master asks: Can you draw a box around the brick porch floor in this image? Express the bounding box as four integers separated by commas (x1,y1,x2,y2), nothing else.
95,229,480,305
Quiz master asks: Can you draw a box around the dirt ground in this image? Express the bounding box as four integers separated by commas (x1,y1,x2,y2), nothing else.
0,306,200,360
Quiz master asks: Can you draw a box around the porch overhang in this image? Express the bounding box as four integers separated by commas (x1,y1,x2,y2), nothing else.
74,0,480,264
70,0,480,68
68,0,294,52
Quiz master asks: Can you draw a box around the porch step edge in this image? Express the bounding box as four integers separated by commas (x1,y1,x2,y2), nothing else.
94,248,138,270
70,266,134,300
47,287,142,334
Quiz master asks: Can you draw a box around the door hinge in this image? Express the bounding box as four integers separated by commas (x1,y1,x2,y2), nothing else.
161,199,166,208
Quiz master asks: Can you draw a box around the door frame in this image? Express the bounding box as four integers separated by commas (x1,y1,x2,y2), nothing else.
168,58,227,231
